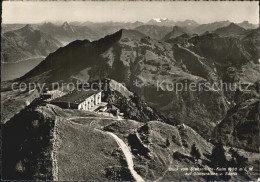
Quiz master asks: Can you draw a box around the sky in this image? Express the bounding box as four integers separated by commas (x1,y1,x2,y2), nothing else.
2,1,259,24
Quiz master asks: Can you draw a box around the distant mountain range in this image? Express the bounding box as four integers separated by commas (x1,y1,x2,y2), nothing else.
192,21,231,34
38,21,101,45
2,19,257,39
146,18,199,29
147,18,175,27
37,21,145,45
1,25,62,63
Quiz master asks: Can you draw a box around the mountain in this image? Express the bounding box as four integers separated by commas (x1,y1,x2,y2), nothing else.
175,20,199,29
17,28,258,138
187,32,260,79
241,27,260,59
4,25,259,138
2,79,259,181
60,21,75,33
38,22,101,45
38,21,144,45
162,26,192,41
213,80,259,151
214,23,246,36
147,18,175,27
2,23,260,181
80,21,144,29
134,25,172,40
7,30,221,136
164,33,192,44
1,25,62,63
146,19,199,30
214,99,259,152
237,21,258,30
2,24,28,33
192,21,231,34
68,21,83,26
1,82,214,181
79,21,144,38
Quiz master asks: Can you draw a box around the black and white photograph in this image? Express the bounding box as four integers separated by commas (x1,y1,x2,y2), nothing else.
1,0,259,181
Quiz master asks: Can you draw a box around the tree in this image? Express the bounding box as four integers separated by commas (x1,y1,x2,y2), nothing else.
209,143,232,181
190,143,201,161
211,142,227,168
229,148,248,168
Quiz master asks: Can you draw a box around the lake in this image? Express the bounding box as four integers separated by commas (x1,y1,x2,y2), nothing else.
1,57,44,81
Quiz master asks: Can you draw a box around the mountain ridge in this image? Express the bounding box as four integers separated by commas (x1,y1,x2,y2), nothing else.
162,26,192,41
214,23,246,36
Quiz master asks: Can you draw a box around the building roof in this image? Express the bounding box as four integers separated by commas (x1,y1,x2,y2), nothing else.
51,90,101,104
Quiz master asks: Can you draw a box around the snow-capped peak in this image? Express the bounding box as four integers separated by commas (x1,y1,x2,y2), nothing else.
152,18,169,22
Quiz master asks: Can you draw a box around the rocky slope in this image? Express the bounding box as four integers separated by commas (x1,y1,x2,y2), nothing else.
163,33,191,44
1,25,62,63
213,82,259,152
104,119,214,181
185,32,260,84
104,118,259,181
101,79,170,123
241,27,260,59
214,99,259,152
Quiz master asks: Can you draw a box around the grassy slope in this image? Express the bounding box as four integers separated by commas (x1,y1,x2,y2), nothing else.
56,118,131,181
